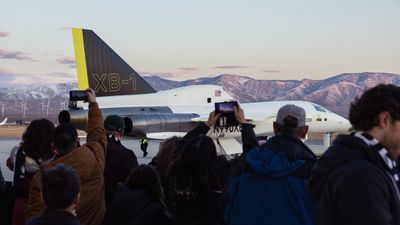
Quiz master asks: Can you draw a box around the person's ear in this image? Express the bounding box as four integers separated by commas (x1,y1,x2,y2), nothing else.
377,111,391,128
300,126,309,139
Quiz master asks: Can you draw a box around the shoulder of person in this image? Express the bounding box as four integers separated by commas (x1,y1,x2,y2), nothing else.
331,159,391,191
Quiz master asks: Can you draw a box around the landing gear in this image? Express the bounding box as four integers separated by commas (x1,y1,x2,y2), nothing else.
323,132,333,150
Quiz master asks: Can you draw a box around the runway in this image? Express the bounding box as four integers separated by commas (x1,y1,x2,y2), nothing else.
0,137,160,182
0,136,326,182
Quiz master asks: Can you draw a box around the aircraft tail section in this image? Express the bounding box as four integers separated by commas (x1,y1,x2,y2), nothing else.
72,28,156,97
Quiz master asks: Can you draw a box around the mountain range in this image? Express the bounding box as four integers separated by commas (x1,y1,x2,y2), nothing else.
143,72,400,117
0,72,399,121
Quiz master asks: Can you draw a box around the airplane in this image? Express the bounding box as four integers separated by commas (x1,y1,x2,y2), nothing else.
60,28,350,155
0,118,8,126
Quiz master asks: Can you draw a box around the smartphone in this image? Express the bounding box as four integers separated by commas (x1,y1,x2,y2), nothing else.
215,101,238,114
215,101,239,127
70,90,88,102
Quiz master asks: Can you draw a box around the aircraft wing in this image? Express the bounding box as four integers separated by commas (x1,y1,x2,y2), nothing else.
191,113,276,122
146,132,187,140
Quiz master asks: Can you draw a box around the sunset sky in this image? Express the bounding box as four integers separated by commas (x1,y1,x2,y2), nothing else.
1,0,400,85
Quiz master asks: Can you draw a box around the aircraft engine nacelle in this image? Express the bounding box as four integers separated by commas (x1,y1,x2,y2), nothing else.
59,109,88,132
59,109,199,137
123,114,199,137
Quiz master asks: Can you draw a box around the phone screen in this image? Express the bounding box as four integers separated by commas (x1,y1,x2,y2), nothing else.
215,101,237,113
70,90,88,102
215,101,239,127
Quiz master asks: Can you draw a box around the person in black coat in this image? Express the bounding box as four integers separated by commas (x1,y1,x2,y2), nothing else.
0,167,5,193
103,164,172,225
309,84,400,225
103,115,139,207
163,107,257,225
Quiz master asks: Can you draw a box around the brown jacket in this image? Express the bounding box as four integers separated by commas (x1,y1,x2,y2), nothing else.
27,102,107,225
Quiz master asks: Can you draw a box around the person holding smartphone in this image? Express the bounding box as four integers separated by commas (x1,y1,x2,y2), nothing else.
28,89,107,225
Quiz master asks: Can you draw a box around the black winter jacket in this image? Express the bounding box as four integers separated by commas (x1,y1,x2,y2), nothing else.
104,135,138,206
164,122,257,225
103,185,172,225
309,134,400,225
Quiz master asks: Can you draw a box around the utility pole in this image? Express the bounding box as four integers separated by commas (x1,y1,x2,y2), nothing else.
60,100,68,110
21,100,28,119
44,98,50,116
0,101,7,117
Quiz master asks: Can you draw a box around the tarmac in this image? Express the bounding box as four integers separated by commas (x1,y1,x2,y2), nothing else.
0,126,332,182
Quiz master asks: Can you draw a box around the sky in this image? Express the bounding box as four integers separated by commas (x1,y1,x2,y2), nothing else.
1,0,400,85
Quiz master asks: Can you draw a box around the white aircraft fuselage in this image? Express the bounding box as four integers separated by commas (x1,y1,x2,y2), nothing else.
77,85,350,139
65,28,350,154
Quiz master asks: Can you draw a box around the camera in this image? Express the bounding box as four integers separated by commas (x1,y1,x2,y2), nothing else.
215,101,239,127
70,90,88,102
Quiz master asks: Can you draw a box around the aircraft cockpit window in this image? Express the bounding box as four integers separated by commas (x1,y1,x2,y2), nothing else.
313,104,327,113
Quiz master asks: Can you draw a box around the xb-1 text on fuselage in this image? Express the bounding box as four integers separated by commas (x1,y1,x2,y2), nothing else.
61,28,350,154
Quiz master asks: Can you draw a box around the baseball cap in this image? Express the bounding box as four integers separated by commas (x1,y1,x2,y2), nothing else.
104,115,125,132
275,104,306,128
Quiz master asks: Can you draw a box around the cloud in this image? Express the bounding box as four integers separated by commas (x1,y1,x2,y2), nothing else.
211,65,250,69
57,57,75,64
46,72,75,79
0,49,34,61
0,32,9,37
57,57,76,68
179,67,198,71
262,70,282,73
0,68,75,86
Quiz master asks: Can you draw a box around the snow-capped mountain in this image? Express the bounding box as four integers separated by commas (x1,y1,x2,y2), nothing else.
144,72,400,117
1,72,399,121
0,83,77,100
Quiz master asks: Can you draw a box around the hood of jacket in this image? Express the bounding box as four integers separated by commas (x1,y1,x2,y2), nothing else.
245,134,317,178
246,147,305,178
262,134,316,162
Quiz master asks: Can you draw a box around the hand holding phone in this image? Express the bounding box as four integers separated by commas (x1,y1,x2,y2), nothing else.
70,90,89,102
214,101,239,127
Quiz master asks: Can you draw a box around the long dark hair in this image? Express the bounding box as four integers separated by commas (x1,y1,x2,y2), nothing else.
156,136,181,177
173,135,221,194
21,118,55,164
125,165,168,209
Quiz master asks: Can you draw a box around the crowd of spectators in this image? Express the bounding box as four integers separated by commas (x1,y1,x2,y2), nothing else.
1,84,400,225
